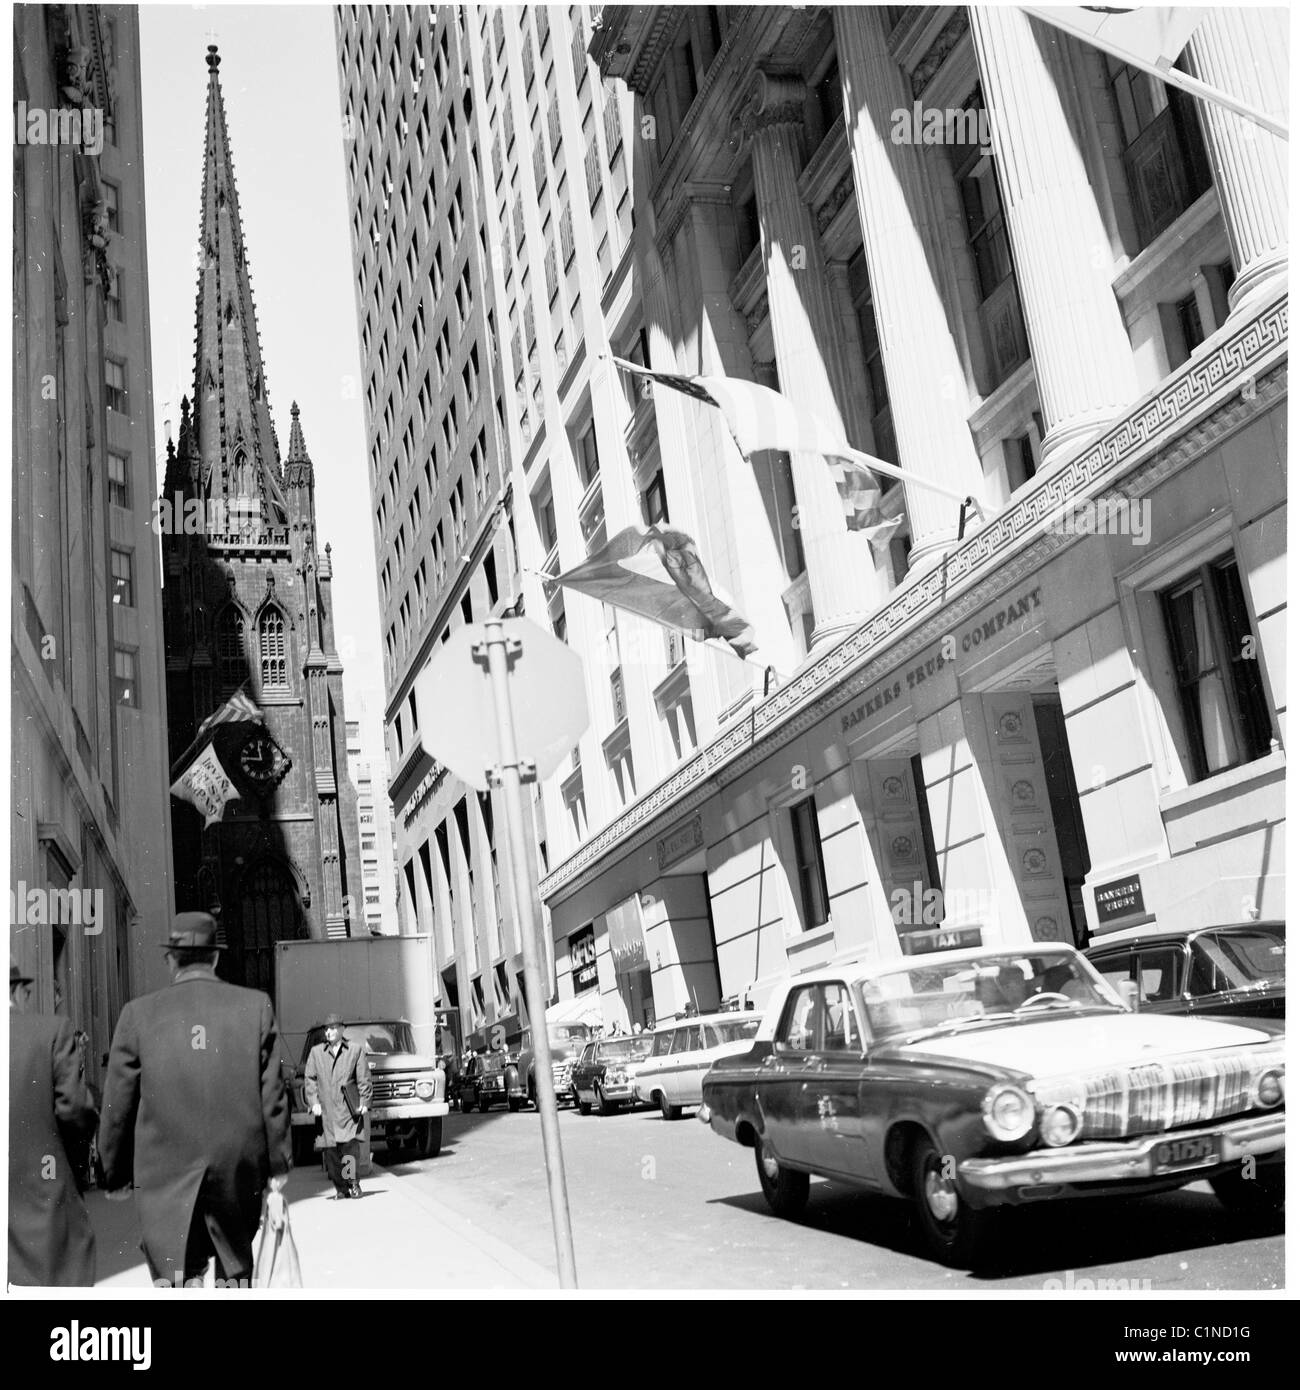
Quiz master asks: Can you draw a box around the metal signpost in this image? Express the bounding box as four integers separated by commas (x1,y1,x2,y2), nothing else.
416,616,588,1289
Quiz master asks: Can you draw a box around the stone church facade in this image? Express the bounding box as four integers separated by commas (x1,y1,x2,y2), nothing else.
161,46,360,998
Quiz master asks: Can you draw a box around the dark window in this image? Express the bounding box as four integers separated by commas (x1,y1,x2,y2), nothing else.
735,192,760,265
790,798,830,930
848,249,897,467
1107,57,1212,248
1175,292,1205,356
575,421,599,488
816,60,842,134
643,470,668,525
110,547,134,606
113,647,139,707
1162,555,1273,782
108,450,130,507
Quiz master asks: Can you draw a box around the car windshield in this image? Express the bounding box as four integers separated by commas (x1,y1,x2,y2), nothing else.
860,951,1120,1042
600,1038,653,1061
548,1024,592,1059
304,1022,416,1056
715,1018,761,1045
1192,926,1285,991
480,1053,510,1073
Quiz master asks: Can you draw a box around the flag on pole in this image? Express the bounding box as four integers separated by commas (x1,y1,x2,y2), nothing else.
1021,7,1204,71
170,742,241,827
611,358,904,544
554,525,758,659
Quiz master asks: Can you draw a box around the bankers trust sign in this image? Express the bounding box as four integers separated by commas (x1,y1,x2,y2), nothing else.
841,586,1044,736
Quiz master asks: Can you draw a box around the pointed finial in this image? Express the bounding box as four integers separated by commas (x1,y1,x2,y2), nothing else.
206,44,220,71
290,401,300,418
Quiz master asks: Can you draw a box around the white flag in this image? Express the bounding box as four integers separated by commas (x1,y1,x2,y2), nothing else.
1022,7,1204,70
171,742,239,827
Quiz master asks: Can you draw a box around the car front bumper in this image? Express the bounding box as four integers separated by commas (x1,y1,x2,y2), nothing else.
960,1113,1284,1205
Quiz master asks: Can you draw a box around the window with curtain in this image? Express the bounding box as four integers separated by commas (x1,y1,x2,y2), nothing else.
258,607,288,690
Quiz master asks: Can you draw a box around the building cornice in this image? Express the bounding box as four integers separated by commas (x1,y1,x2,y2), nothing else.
539,296,1288,905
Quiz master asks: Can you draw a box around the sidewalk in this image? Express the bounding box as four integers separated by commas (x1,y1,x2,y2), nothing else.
88,1159,555,1291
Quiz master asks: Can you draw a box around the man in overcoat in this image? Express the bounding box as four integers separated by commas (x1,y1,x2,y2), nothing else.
97,913,292,1286
8,963,98,1286
304,1012,372,1199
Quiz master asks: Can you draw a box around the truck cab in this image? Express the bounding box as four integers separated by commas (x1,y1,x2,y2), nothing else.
291,1019,449,1162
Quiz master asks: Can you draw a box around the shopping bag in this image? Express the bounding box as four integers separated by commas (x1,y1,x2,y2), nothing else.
253,1186,303,1288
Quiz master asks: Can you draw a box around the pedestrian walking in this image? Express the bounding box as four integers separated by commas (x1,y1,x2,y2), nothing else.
8,963,98,1287
304,1012,373,1200
97,913,292,1288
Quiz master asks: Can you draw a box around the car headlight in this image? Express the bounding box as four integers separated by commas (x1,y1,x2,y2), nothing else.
606,1069,626,1084
415,1079,435,1100
1039,1102,1082,1147
982,1083,1036,1141
1252,1067,1284,1109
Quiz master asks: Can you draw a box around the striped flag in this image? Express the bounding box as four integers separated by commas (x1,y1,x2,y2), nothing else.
1021,8,1204,71
612,358,904,545
555,525,758,659
169,688,266,800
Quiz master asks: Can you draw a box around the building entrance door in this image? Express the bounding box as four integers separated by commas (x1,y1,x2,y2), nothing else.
229,859,301,1001
1033,696,1092,947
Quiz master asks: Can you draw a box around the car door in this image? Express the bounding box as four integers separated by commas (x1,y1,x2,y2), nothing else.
574,1043,596,1099
642,1027,673,1099
669,1024,705,1106
683,1024,722,1108
761,985,822,1166
1133,943,1188,1013
796,982,877,1183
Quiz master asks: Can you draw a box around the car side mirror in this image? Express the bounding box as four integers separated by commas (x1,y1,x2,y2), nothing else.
1118,979,1141,1012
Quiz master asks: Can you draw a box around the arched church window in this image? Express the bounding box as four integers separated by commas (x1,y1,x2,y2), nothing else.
216,605,245,690
259,606,288,690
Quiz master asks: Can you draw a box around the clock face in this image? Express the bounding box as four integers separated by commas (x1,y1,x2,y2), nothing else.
239,731,283,785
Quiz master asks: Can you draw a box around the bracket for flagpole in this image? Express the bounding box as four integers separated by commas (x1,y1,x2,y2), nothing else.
486,759,538,788
763,665,778,696
957,496,979,542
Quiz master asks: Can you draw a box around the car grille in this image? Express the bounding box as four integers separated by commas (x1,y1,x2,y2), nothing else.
372,1077,416,1103
1032,1051,1275,1140
552,1062,572,1086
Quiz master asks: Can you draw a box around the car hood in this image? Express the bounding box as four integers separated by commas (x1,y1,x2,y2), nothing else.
897,1012,1281,1078
369,1052,436,1072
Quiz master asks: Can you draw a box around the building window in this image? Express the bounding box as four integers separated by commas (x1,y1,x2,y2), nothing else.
1162,556,1273,783
1107,57,1212,249
107,450,130,508
106,269,123,322
110,547,134,606
790,797,830,930
113,647,139,707
574,419,599,488
217,606,245,690
642,470,668,526
562,769,588,843
1175,291,1205,357
949,88,1028,387
259,607,288,689
105,360,128,413
848,249,898,467
103,181,120,234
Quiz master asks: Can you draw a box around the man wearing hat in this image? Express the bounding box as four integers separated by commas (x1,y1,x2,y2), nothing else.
8,962,99,1285
97,912,292,1286
304,1012,372,1199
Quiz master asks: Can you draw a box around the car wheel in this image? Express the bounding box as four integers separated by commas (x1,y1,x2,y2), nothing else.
1211,1165,1284,1217
507,1095,522,1113
577,1093,592,1117
478,1095,491,1113
417,1118,443,1159
910,1136,997,1269
596,1083,618,1117
754,1133,809,1219
659,1092,682,1122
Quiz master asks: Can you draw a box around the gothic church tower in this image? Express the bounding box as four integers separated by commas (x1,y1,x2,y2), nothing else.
162,46,361,996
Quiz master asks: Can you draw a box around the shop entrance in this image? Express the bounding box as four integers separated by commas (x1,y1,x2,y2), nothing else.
1033,697,1092,946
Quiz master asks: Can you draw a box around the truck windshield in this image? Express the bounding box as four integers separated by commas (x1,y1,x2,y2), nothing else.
305,1022,416,1056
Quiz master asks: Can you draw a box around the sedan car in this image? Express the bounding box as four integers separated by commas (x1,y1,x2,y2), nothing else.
700,945,1284,1268
457,1051,515,1113
1086,920,1285,1019
570,1036,654,1115
635,1013,763,1120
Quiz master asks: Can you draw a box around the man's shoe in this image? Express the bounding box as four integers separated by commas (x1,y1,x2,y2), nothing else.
348,1182,363,1200
328,1190,350,1201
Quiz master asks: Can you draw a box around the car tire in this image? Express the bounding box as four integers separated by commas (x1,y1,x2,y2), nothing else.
1211,1165,1285,1217
577,1094,592,1117
507,1095,522,1113
659,1092,682,1122
596,1083,618,1117
910,1136,997,1269
478,1095,491,1114
417,1117,442,1159
754,1133,810,1219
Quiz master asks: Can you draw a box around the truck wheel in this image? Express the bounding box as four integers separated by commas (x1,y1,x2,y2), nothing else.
755,1134,809,1219
910,1135,997,1269
417,1118,443,1159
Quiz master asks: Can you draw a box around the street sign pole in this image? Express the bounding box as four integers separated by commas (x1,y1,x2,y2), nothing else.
476,618,579,1289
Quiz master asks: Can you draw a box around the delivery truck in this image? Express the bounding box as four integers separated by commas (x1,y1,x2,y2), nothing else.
275,935,450,1163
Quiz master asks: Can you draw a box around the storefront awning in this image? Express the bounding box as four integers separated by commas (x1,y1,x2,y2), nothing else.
546,992,604,1027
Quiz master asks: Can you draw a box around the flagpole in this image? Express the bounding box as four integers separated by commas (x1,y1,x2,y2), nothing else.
837,446,985,514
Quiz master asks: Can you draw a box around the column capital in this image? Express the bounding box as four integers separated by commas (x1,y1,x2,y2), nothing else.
728,71,807,155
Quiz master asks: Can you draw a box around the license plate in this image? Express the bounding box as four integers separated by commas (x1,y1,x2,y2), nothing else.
1151,1135,1221,1175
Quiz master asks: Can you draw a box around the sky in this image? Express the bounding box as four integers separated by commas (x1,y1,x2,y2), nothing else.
139,4,389,763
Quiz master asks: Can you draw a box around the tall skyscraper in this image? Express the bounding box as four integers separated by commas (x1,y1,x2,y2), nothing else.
161,46,361,998
346,703,401,936
12,5,175,1062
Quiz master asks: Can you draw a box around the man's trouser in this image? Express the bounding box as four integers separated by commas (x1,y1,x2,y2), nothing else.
323,1140,361,1194
147,1201,252,1288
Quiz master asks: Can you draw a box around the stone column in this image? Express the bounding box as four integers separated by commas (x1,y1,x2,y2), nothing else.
737,71,883,647
834,6,987,569
970,6,1140,469
1183,7,1289,316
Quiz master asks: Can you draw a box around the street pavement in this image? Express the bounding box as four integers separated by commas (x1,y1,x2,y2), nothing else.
86,1102,1284,1292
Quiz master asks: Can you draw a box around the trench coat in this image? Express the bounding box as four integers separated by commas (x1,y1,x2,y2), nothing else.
8,1010,98,1286
97,965,292,1281
303,1037,373,1146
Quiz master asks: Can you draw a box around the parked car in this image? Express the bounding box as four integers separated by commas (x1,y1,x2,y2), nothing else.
458,1051,514,1113
510,1023,593,1111
1086,920,1285,1019
635,1013,763,1120
570,1036,655,1115
700,944,1285,1268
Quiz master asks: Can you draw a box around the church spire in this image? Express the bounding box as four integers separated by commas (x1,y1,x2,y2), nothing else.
192,44,288,533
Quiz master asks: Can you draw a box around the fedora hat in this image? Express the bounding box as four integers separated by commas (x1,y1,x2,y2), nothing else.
10,962,35,987
323,1012,345,1028
160,911,226,951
